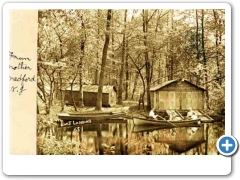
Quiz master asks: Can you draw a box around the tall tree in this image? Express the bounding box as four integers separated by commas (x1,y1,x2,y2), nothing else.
94,10,101,84
125,39,129,100
53,26,66,111
213,9,222,85
142,9,157,110
96,9,112,110
117,9,127,104
196,10,200,60
201,9,210,110
78,12,86,107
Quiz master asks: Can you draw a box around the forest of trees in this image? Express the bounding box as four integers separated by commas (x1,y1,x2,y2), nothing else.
37,9,225,114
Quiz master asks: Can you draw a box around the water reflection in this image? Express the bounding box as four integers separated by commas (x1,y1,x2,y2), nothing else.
48,120,224,155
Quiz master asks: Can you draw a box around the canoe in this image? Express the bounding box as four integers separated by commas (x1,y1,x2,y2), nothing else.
133,116,201,128
68,111,117,116
58,112,127,121
156,109,215,123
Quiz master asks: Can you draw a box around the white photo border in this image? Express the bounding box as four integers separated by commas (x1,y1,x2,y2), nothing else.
3,2,231,175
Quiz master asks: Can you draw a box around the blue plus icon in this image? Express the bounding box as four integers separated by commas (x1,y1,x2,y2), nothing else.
217,135,238,156
220,138,234,152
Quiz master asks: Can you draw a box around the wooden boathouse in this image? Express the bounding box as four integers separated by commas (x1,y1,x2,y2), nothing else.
63,84,117,107
150,78,206,111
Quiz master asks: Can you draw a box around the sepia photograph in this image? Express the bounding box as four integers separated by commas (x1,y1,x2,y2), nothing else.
36,9,225,155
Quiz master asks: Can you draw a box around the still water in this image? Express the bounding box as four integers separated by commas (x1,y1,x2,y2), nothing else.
37,120,224,155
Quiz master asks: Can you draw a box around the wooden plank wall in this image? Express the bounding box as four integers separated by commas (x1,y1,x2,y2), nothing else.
64,91,79,105
64,90,117,107
154,91,204,110
151,81,204,110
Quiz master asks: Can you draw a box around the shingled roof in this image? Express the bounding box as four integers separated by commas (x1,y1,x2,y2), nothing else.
65,84,117,93
150,78,206,91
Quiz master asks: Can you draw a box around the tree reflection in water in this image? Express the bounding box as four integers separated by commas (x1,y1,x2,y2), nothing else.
37,120,224,155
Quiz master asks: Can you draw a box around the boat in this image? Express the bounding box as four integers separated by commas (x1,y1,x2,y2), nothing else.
68,111,117,116
145,109,215,123
58,111,127,122
133,116,201,128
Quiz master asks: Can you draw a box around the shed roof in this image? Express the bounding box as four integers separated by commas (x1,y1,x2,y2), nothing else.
65,84,117,93
150,78,206,91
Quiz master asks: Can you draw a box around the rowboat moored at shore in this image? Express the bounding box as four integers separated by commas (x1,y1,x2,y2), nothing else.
133,116,201,128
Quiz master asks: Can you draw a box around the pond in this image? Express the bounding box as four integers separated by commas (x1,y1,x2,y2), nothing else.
37,120,225,155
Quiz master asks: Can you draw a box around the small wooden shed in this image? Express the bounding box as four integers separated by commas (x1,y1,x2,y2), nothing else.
64,84,117,107
150,78,205,111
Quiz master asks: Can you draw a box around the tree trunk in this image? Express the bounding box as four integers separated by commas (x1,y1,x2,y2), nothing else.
131,72,139,100
49,80,54,110
201,10,210,110
55,31,65,112
96,9,112,110
166,13,170,80
59,72,64,112
70,71,78,111
37,64,49,114
94,10,100,85
117,9,127,105
79,60,84,107
111,11,116,85
78,13,86,107
127,52,145,110
213,10,222,86
138,72,146,111
45,103,50,114
154,12,161,85
195,9,201,85
196,10,200,60
143,9,151,111
51,76,56,106
125,33,129,100
170,10,174,80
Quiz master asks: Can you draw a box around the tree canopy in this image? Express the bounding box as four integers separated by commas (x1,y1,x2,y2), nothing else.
37,9,225,113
